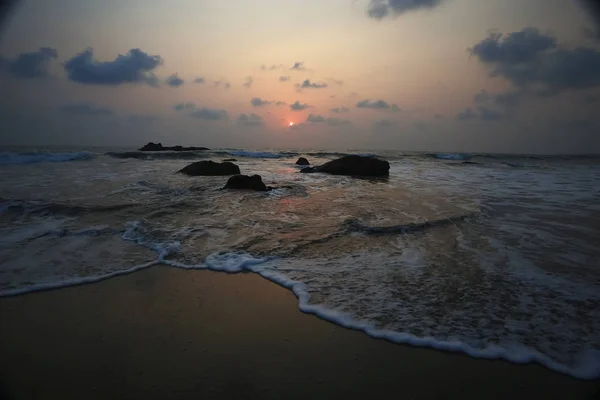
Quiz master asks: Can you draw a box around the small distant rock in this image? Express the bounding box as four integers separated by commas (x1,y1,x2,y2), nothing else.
224,175,268,191
295,157,310,166
223,158,237,162
178,161,240,176
300,155,389,177
139,142,209,151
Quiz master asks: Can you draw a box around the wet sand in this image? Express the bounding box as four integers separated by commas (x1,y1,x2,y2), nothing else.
0,266,598,400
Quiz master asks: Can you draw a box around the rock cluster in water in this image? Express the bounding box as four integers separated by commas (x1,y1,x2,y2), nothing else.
300,155,389,177
139,142,209,151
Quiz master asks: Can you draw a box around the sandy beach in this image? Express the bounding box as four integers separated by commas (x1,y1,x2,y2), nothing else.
0,266,597,400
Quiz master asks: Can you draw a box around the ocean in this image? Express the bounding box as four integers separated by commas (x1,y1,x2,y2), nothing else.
0,147,599,380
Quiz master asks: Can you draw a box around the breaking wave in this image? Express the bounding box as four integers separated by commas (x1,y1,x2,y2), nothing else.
0,151,95,165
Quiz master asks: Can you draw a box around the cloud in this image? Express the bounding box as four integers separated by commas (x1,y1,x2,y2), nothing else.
374,119,395,127
328,77,344,85
251,97,271,107
415,122,427,130
583,94,598,103
456,107,505,122
356,99,400,110
0,47,58,78
275,101,287,106
296,79,328,89
493,90,522,109
583,26,600,42
174,102,195,111
307,114,326,123
214,80,231,89
243,76,253,88
279,76,291,82
367,0,445,20
470,28,557,64
58,102,114,116
326,117,351,126
290,101,310,111
330,107,350,113
291,62,306,70
166,74,184,87
193,77,205,84
470,28,600,93
261,64,284,70
126,114,159,123
189,108,228,121
473,90,490,104
64,48,162,86
433,113,445,119
237,113,264,126
456,108,476,121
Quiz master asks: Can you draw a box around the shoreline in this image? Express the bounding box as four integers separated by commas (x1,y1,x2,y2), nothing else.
1,266,598,399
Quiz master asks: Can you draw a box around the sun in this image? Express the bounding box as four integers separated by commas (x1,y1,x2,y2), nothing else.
289,121,295,127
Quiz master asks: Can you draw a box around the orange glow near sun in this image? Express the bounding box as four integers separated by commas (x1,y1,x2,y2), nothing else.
289,122,294,127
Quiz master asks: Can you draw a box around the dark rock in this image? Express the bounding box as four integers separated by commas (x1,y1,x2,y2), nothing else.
300,155,389,177
295,157,310,166
139,142,209,151
461,161,480,165
178,161,240,176
224,175,268,191
223,158,237,162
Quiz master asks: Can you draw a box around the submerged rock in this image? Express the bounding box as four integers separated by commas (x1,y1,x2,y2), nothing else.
177,161,240,176
295,157,310,166
224,174,268,191
300,155,389,177
139,142,209,151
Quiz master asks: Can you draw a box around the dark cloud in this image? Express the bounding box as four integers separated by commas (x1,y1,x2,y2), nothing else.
306,114,351,126
583,26,600,42
328,77,344,85
473,90,490,104
58,102,114,116
456,107,505,121
0,47,58,78
166,74,184,87
251,97,271,107
127,114,159,123
307,114,326,123
456,108,476,121
326,117,351,126
190,108,228,121
243,76,253,88
290,101,310,111
493,90,522,109
214,80,231,89
356,99,399,110
583,94,598,103
291,62,306,70
415,122,427,130
64,48,162,86
237,113,264,126
478,106,505,121
470,28,600,93
470,28,556,64
330,107,350,113
193,77,205,84
374,119,395,127
279,76,291,82
275,101,287,106
296,79,328,89
367,0,445,20
261,64,284,70
174,102,195,111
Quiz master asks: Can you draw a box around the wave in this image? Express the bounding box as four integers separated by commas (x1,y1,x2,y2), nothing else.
0,151,95,165
228,150,297,159
162,252,600,381
341,214,474,235
106,151,207,160
0,199,136,218
430,153,473,161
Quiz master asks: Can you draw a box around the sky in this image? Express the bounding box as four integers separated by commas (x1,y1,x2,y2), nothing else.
0,0,599,153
